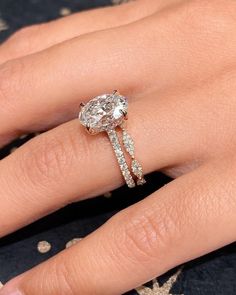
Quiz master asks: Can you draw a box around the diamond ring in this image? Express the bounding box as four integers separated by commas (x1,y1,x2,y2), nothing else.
78,91,146,188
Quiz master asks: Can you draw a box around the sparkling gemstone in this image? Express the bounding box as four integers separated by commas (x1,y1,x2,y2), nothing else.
79,93,128,133
122,130,135,157
137,178,146,186
131,159,143,178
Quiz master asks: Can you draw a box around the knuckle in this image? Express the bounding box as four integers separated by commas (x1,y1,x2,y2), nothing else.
5,24,44,56
117,204,178,262
0,59,25,109
21,131,75,185
18,122,94,192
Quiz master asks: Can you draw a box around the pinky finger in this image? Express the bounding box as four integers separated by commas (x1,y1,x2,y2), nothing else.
1,159,235,295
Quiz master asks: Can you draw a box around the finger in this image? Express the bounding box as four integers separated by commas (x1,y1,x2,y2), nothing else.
0,0,233,146
0,92,199,237
1,160,235,295
0,16,149,146
0,0,163,64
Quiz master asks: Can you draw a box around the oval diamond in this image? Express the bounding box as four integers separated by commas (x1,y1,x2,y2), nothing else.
79,93,128,133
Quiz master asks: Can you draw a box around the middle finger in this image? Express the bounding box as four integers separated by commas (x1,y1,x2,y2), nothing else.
0,4,233,146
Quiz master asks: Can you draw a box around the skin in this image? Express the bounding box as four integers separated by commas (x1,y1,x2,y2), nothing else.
0,0,236,294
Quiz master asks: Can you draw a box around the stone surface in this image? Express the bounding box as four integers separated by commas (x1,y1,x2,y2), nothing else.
79,93,128,133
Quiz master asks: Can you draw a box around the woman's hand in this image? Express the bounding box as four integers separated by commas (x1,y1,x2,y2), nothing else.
0,0,236,294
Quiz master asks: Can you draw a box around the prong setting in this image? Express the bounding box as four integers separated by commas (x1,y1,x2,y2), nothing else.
120,109,128,120
86,125,94,134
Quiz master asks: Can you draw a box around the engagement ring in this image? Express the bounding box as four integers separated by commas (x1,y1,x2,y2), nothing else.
78,91,146,188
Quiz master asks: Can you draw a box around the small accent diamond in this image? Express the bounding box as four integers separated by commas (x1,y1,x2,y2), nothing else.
131,159,143,178
137,178,147,186
122,130,135,157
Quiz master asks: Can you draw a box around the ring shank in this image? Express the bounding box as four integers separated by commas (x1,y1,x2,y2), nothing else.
107,129,136,188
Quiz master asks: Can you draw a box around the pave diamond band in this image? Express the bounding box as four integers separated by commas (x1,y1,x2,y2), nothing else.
107,129,136,188
78,91,146,188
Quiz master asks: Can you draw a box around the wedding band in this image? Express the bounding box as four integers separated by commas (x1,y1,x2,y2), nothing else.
78,91,146,188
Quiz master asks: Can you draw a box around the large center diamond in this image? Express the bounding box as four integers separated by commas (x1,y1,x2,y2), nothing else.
79,93,128,133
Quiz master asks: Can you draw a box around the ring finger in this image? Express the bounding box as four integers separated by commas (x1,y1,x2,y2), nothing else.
0,91,199,238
